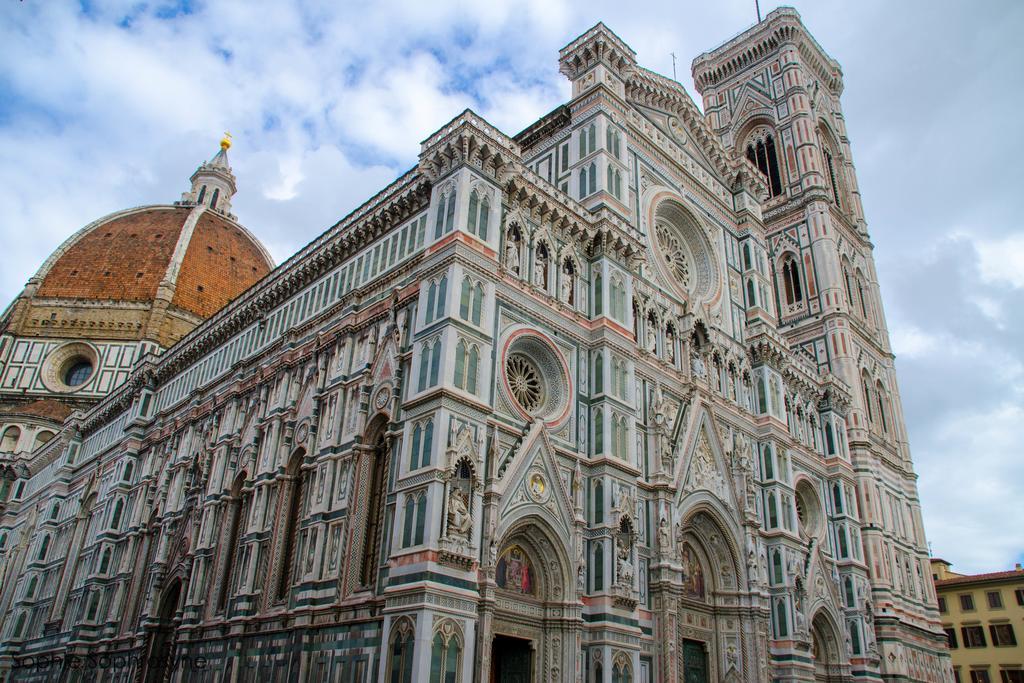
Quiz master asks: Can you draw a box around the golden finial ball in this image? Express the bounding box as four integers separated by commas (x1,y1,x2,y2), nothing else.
220,132,233,150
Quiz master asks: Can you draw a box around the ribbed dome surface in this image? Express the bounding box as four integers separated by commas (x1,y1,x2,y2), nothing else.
36,205,272,320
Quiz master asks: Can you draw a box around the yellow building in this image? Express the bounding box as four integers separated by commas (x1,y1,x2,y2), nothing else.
932,559,1024,683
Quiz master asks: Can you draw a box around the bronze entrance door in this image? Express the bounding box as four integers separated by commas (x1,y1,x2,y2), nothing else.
682,639,709,683
491,635,532,683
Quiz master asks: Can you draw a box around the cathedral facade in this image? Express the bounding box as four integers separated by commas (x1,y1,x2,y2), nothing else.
0,10,952,682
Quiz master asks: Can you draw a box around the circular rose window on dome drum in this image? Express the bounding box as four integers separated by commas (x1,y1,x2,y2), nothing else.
40,342,100,393
501,331,571,427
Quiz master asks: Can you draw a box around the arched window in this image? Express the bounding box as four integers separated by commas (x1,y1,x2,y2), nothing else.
856,271,869,320
13,612,26,638
50,503,59,520
593,272,603,316
610,276,625,321
26,576,37,598
426,281,438,324
471,283,483,325
743,243,753,270
832,483,844,513
37,535,50,562
429,340,441,387
822,146,843,209
844,576,856,607
402,492,426,547
824,420,835,455
612,658,632,683
780,254,803,306
454,340,467,390
197,185,207,205
774,598,789,637
876,382,889,434
387,619,416,683
862,375,874,425
843,265,855,310
594,480,604,523
110,499,124,530
421,420,433,467
430,628,462,683
745,131,783,197
771,548,784,585
1,426,20,453
123,460,134,483
34,430,54,450
593,409,604,454
435,189,457,239
746,279,757,308
411,423,422,470
580,122,596,157
467,189,490,239
210,188,220,210
360,432,390,588
767,493,779,528
579,165,589,198
588,162,597,195
593,353,604,394
467,345,479,395
99,548,112,575
277,451,307,600
418,343,430,391
459,278,471,320
218,473,249,611
434,275,447,320
593,540,604,592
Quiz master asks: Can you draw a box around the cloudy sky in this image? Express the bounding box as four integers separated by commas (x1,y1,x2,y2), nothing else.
1,0,1021,574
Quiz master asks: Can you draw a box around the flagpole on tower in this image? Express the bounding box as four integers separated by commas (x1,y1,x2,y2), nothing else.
756,0,762,22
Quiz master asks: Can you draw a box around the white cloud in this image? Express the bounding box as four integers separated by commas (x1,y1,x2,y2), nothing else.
975,234,1024,289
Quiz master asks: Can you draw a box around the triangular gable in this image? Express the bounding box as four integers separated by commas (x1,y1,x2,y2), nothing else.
676,405,739,511
496,426,575,536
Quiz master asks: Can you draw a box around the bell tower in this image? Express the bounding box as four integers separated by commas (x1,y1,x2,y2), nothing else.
693,8,951,682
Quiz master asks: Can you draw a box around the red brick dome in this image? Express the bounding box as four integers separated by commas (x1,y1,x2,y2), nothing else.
36,205,272,319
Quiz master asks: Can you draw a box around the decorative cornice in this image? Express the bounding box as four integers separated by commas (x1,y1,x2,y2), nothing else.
691,7,843,96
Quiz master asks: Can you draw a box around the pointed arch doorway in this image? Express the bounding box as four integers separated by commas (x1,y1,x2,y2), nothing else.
811,612,851,683
484,518,577,683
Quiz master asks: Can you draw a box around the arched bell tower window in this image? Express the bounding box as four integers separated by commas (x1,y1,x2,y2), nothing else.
780,254,803,307
745,128,783,197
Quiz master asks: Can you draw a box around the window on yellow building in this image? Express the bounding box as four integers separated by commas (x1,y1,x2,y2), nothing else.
962,625,986,648
1000,669,1024,683
990,623,1016,647
987,591,1003,609
1014,588,1024,606
970,671,990,683
944,627,957,649
938,597,947,613
960,594,975,611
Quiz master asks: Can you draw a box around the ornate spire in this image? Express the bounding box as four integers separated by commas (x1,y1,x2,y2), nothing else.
180,134,238,218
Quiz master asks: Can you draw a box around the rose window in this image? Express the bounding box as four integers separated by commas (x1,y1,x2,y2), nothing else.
507,353,543,412
655,221,692,290
501,332,571,425
650,201,720,304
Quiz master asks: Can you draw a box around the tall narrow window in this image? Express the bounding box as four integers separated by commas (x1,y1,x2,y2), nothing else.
579,166,589,198
429,340,441,387
421,420,433,467
110,500,124,530
459,278,471,320
360,434,390,588
197,185,207,205
593,541,604,591
444,191,456,233
276,452,306,600
454,340,467,389
824,149,842,208
478,197,490,240
210,188,220,210
411,424,422,470
217,473,247,611
402,494,415,548
594,272,603,316
588,162,597,195
594,480,604,523
471,283,483,325
418,344,430,392
414,492,427,545
388,621,415,683
781,255,803,306
435,275,447,320
429,630,462,683
435,193,447,239
593,353,604,394
746,132,782,197
467,345,479,395
426,281,438,324
593,410,604,454
468,190,479,235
